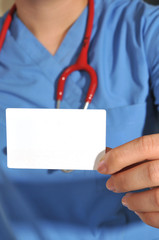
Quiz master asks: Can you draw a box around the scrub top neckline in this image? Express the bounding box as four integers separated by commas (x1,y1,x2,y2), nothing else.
8,6,88,67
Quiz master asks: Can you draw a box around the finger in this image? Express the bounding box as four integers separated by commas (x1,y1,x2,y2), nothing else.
99,147,112,163
135,211,159,229
106,160,159,193
122,188,159,212
97,134,159,175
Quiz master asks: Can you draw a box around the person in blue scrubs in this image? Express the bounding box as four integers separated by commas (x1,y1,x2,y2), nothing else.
0,0,159,239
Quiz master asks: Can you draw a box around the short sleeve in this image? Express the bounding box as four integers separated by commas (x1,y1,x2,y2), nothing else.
143,5,159,110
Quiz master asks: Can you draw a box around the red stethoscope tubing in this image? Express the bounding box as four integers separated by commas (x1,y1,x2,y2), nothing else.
0,4,16,50
0,0,98,109
57,0,97,109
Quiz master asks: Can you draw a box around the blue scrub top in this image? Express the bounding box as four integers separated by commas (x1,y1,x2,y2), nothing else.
0,0,159,239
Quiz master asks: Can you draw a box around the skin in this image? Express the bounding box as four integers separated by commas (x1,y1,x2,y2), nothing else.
15,0,88,55
97,135,159,228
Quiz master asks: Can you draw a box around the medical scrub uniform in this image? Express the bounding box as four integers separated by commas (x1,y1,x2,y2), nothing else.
0,0,159,239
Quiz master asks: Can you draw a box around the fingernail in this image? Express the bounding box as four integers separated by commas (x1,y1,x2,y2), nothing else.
122,193,133,207
122,196,128,207
106,180,116,192
97,160,107,174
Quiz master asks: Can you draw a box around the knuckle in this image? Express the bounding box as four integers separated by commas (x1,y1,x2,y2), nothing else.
147,162,159,185
154,188,159,208
139,135,154,154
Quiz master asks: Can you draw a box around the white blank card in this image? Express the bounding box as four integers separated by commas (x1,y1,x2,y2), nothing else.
6,108,106,170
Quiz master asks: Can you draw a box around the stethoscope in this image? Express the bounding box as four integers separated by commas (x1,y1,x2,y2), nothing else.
0,0,98,110
0,0,98,173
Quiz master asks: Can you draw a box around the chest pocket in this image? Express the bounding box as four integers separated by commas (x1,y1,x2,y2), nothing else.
106,102,159,148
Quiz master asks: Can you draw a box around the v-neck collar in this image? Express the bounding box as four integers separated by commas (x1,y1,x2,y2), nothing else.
9,6,88,68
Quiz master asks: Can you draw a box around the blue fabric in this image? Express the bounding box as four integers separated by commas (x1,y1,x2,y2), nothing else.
0,0,159,239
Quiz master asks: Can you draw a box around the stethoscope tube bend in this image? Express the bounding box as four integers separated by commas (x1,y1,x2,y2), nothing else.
57,0,97,109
